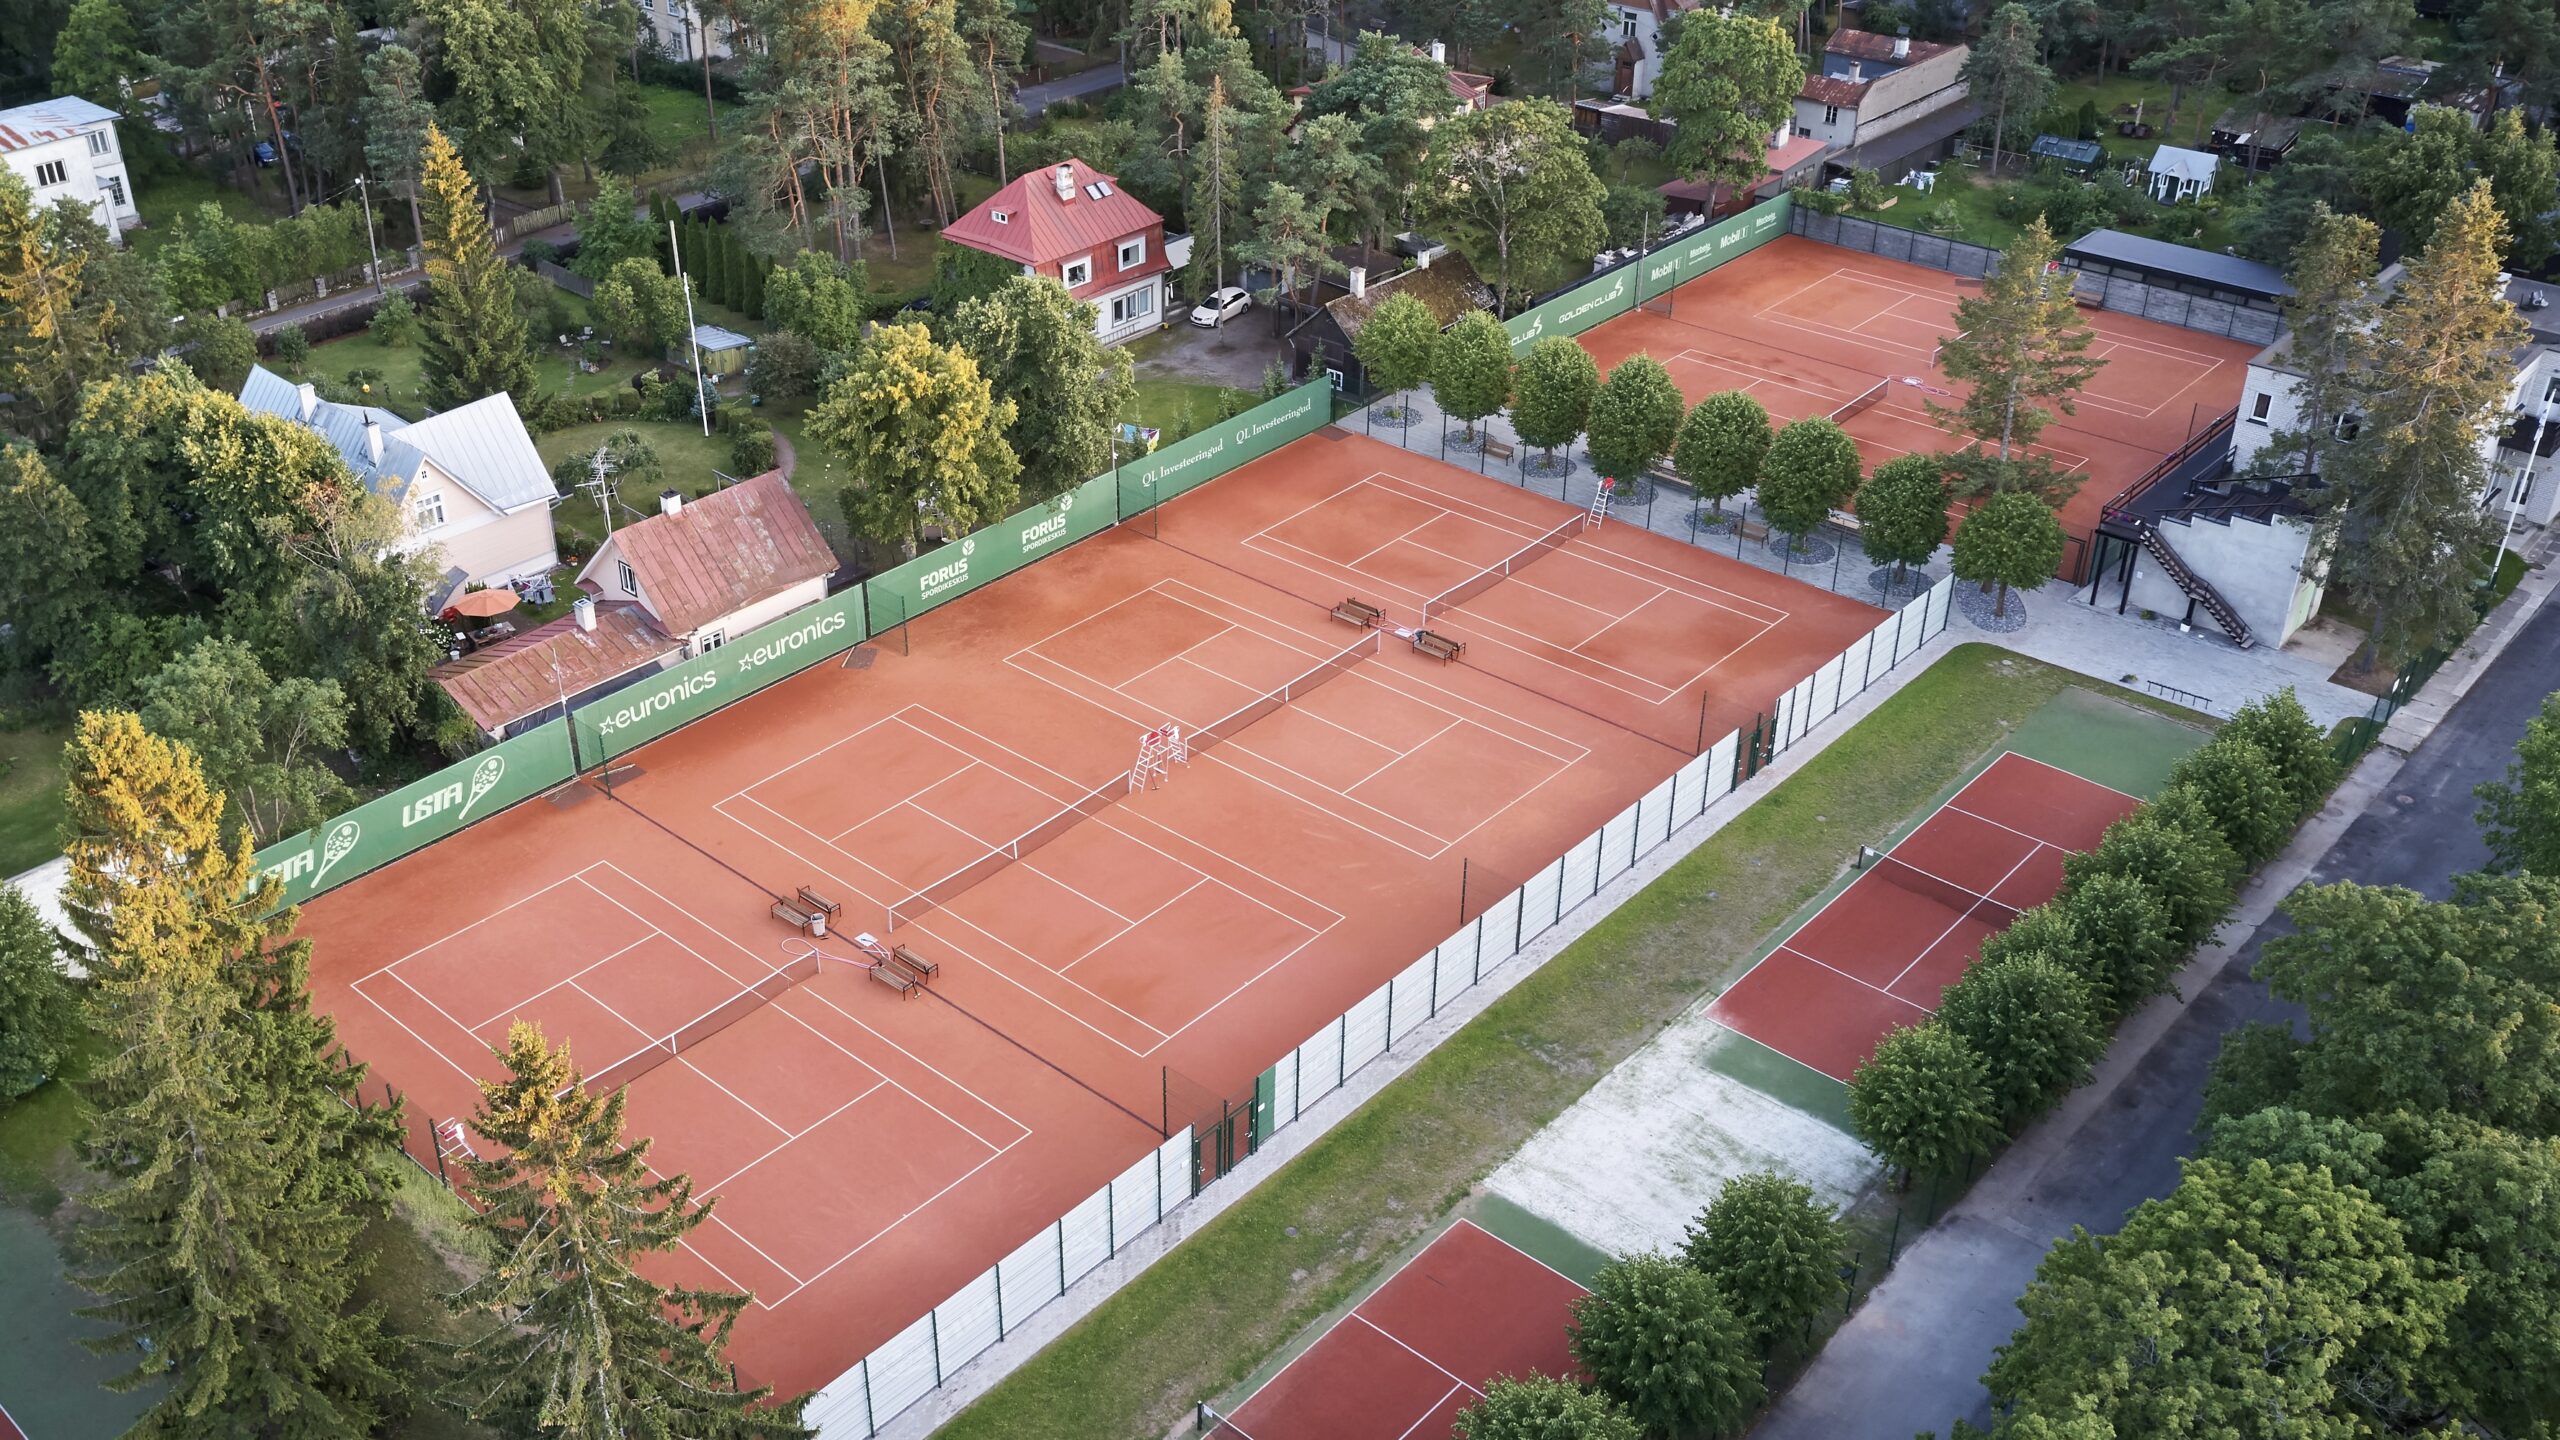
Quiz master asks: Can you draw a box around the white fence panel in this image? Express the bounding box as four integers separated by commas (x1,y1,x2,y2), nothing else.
1641,777,1677,847
1109,1150,1160,1243
1270,1040,1302,1124
1341,985,1391,1077
1671,751,1713,819
1563,829,1605,905
1056,1187,1114,1287
861,1313,941,1429
996,1224,1062,1336
1842,628,1877,695
933,1269,1004,1378
1481,886,1526,964
1517,859,1565,947
1601,798,1644,880
1390,951,1437,1040
1816,654,1848,725
1923,575,1953,635
1297,1019,1346,1104
1439,917,1484,987
1706,731,1740,800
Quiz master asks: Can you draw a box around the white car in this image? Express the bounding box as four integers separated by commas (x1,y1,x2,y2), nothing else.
1189,286,1252,327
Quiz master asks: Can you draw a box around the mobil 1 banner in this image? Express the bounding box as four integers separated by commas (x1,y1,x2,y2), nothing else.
862,471,1120,629
252,722,578,910
1114,379,1331,516
1502,265,1635,356
572,586,870,763
1635,192,1793,303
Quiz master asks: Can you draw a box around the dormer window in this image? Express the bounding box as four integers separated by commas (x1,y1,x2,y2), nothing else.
991,209,1010,224
1117,236,1146,269
1062,257,1092,286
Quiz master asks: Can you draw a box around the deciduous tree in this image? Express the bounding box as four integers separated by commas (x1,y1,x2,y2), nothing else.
810,320,1020,554
446,1022,809,1437
1354,292,1439,412
1858,453,1951,584
1422,98,1607,309
1510,335,1601,464
1680,1171,1847,1353
0,444,99,673
762,251,869,352
1585,355,1686,484
2062,795,2238,951
416,124,538,410
947,275,1137,503
1569,1253,1763,1439
1950,491,2063,616
1431,311,1514,444
1455,1376,1641,1440
1651,11,1804,197
1757,417,1861,552
2165,734,2297,868
1846,1022,2003,1182
571,174,654,279
1674,390,1772,516
1934,955,2105,1130
2222,688,2339,820
0,168,117,443
139,638,357,847
2477,690,2560,875
2050,870,2180,1017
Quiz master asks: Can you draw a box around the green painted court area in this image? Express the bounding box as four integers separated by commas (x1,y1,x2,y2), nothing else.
1700,683,2210,1117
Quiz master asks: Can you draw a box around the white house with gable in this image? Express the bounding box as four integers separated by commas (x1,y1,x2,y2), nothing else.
0,96,138,240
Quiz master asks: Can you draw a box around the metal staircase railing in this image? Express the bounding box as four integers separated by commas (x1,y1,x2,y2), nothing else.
2129,518,2256,650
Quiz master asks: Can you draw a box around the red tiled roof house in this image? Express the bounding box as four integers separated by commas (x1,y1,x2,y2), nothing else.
940,159,1189,346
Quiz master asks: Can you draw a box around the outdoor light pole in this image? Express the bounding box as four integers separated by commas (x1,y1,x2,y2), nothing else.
671,218,712,438
354,175,386,296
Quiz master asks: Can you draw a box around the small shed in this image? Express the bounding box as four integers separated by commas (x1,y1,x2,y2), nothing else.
680,324,755,378
2146,144,2218,203
2030,134,2103,173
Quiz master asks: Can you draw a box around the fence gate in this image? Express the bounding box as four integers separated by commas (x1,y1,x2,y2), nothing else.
1165,1066,1259,1193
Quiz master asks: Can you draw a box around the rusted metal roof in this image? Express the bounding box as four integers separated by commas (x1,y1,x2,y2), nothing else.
432,603,682,732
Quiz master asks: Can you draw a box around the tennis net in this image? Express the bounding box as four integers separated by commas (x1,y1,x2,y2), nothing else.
887,630,1382,929
1856,846,2022,926
577,949,822,1095
1422,516,1581,621
1830,378,1891,424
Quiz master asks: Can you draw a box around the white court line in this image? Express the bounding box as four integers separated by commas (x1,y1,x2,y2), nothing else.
352,981,486,1087
353,869,612,987
1757,940,1938,1015
563,973,795,1141
392,970,512,1052
693,1071,889,1191
1343,512,1456,569
723,792,906,899
1059,875,1208,973
727,710,976,833
1881,844,2048,994
474,927,664,1031
1339,716,1458,792
1352,1314,1484,1394
1392,1387,1473,1440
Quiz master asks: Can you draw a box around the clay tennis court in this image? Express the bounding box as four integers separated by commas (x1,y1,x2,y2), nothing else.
1202,1222,1587,1440
1575,236,2257,576
1706,751,2141,1082
295,434,1881,1396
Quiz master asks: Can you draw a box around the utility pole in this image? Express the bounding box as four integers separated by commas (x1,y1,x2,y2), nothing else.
583,443,619,537
670,218,712,437
354,175,386,296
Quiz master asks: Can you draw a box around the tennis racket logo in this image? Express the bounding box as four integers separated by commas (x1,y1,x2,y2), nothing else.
312,818,362,885
458,754,506,821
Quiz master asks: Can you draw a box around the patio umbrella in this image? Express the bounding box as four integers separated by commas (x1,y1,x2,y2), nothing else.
447,588,520,619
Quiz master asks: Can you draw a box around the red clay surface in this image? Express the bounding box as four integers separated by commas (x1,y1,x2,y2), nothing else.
1706,752,2141,1081
1575,236,2257,576
1208,1222,1587,1440
295,435,1881,1396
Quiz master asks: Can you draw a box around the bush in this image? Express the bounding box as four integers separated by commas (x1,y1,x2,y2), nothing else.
727,427,778,476
2063,793,2239,951
175,313,259,391
1570,1254,1763,1439
2166,735,2299,868
368,289,420,347
1455,1376,1641,1440
1934,954,2106,1130
1846,1022,2002,1182
2050,871,2181,1017
1680,1171,1848,1353
2221,688,2339,817
270,322,310,368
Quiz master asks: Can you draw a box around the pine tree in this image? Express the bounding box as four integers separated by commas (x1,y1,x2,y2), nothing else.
2312,181,2526,666
447,1022,810,1438
65,712,402,1437
0,885,77,1098
416,124,537,410
2260,205,2379,478
1928,216,2103,481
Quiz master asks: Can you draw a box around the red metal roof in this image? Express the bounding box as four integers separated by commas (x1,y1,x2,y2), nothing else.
1801,74,1873,106
605,470,838,639
432,603,683,732
942,158,1167,268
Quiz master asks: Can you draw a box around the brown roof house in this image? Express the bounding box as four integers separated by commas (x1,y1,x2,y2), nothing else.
940,158,1191,346
1793,28,1972,170
434,472,838,740
1284,251,1496,395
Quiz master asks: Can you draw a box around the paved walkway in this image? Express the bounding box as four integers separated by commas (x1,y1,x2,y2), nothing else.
1348,392,2380,728
1015,61,1126,118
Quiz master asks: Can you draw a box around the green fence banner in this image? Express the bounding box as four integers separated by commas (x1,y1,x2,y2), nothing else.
1635,192,1792,304
573,584,871,763
1115,379,1332,516
1503,263,1637,356
253,723,578,909
862,470,1120,631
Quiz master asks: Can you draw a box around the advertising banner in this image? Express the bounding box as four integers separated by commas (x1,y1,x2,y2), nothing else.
1113,380,1331,516
1634,192,1793,303
1502,262,1636,355
572,585,871,763
862,471,1119,630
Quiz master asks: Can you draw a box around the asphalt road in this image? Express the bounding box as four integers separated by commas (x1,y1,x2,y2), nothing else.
1753,598,2560,1439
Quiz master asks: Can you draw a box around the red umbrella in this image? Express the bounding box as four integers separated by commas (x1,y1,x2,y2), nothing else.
447,588,520,619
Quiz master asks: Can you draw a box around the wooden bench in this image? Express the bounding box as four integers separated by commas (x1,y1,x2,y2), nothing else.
795,885,841,918
890,944,941,982
1736,518,1771,542
867,962,919,999
1412,629,1465,662
1482,439,1515,463
1332,597,1383,629
770,898,822,936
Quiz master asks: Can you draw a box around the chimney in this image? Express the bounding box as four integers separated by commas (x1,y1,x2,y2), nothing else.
1416,249,1433,270
1349,265,1367,298
1893,27,1911,59
1773,115,1792,147
1054,163,1076,201
361,414,383,466
1847,59,1863,83
1428,39,1446,63
295,381,319,422
659,488,683,518
573,596,596,633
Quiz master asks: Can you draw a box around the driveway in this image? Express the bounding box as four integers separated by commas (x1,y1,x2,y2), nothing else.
1016,61,1126,119
1126,317,1291,391
1752,557,2560,1439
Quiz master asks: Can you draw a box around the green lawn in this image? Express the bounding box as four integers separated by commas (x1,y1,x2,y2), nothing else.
287,297,654,419
0,722,69,878
938,645,2204,1440
1131,375,1251,445
126,162,285,259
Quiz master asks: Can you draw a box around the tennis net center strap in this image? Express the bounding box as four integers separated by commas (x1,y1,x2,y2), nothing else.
1857,846,2023,926
886,629,1384,931
574,950,822,1096
1422,516,1582,622
1829,378,1891,424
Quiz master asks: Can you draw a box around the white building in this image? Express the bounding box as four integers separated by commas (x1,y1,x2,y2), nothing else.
0,97,139,240
636,0,736,63
1607,0,1702,102
1791,29,1971,159
939,159,1192,347
240,366,562,594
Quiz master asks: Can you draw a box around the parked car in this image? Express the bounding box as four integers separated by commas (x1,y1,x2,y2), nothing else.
1189,286,1251,327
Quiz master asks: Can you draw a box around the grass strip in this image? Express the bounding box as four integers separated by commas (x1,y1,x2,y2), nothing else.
940,645,2166,1440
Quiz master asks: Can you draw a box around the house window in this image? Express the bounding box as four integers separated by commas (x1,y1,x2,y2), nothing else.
1062,257,1092,286
1617,9,1636,36
1325,367,1346,391
991,209,1010,224
1117,236,1146,269
101,175,124,207
85,131,110,156
33,160,65,188
698,629,726,653
2247,392,2272,425
1111,288,1154,324
412,492,446,529
618,560,639,595
1823,104,1842,126
2334,413,2361,442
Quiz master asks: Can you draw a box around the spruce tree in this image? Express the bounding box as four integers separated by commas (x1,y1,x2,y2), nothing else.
447,1022,811,1438
417,124,537,410
65,712,402,1437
